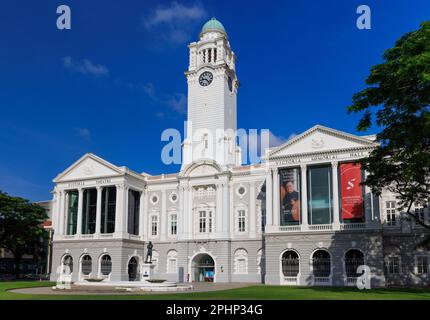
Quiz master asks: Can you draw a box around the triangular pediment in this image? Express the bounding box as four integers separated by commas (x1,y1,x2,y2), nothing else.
54,153,123,182
269,125,376,158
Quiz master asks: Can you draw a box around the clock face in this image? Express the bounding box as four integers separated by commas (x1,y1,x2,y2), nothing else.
228,76,233,92
199,71,213,87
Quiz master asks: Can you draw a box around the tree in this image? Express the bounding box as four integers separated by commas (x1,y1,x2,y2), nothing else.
0,191,48,278
348,21,430,238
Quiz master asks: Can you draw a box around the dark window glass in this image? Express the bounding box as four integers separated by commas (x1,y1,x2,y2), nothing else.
308,166,332,224
66,190,79,235
281,251,300,277
81,255,92,275
128,190,140,235
345,249,364,277
100,255,112,275
82,189,97,234
312,250,331,277
101,187,116,234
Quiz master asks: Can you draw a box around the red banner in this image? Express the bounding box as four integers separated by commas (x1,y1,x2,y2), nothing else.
340,163,363,220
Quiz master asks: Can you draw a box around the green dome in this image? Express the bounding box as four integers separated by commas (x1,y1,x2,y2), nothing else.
201,18,226,34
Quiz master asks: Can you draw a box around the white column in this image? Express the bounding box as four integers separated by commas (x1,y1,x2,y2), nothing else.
187,186,193,238
178,186,185,239
300,165,309,231
114,184,125,238
273,168,280,227
249,181,256,238
331,162,340,230
139,190,145,240
160,190,167,241
53,190,59,234
76,188,84,236
54,191,66,235
222,181,230,235
216,183,223,237
95,186,102,236
265,170,273,227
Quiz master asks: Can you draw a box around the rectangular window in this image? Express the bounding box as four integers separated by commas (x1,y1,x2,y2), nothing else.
386,201,397,226
416,256,429,274
170,214,177,235
127,190,140,235
82,188,97,234
236,258,246,274
66,190,79,235
308,166,332,225
167,259,177,274
208,211,213,233
151,216,158,236
238,210,246,232
279,168,301,226
199,211,207,233
414,205,425,224
385,256,400,274
101,187,116,234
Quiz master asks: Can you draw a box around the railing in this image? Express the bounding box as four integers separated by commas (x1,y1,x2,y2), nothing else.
313,277,331,286
346,277,358,286
282,276,299,285
340,223,366,230
275,222,376,233
279,225,301,232
309,224,333,231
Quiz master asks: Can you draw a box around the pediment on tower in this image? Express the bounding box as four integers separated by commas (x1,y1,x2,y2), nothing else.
180,160,223,178
54,153,124,182
268,125,377,159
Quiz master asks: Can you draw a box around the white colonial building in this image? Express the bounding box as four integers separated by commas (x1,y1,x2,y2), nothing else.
49,18,429,287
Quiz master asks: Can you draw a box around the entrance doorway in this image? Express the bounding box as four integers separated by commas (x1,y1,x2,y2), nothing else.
128,257,138,281
192,254,215,282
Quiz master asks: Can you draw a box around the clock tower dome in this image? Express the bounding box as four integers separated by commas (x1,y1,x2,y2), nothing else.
182,18,241,170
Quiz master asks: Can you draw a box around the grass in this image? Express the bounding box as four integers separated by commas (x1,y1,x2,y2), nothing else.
1,281,430,300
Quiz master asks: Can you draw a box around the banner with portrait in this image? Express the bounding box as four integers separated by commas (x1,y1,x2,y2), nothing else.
280,168,301,225
340,162,364,220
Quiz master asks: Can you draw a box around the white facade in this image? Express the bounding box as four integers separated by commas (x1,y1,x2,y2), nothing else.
49,19,429,287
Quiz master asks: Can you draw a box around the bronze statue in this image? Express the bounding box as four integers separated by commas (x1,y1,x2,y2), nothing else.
145,241,153,263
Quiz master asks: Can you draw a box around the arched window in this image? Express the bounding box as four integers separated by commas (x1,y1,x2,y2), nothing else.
128,257,138,281
234,249,248,274
81,255,92,275
345,249,364,277
100,255,112,276
62,255,73,273
312,250,331,277
166,250,178,274
281,250,300,277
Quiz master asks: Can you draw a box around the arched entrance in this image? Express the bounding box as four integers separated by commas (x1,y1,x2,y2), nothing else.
128,257,139,281
191,254,215,282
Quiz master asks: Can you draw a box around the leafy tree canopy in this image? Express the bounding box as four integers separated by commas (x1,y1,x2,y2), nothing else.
348,21,430,226
0,191,48,275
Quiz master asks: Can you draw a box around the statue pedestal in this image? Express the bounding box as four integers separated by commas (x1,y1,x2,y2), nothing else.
140,262,155,282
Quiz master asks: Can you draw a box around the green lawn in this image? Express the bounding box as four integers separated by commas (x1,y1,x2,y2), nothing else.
1,281,430,300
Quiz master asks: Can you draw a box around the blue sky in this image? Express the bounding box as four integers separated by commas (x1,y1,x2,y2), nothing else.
0,0,429,201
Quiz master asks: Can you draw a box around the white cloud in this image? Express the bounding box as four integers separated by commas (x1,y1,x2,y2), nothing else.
143,2,206,28
75,127,91,140
62,56,109,77
165,93,187,114
142,1,207,45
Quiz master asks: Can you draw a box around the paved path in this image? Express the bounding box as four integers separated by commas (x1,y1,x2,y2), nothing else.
10,282,255,296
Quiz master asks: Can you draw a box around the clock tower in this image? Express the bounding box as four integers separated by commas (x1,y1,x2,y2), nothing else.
182,18,241,170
